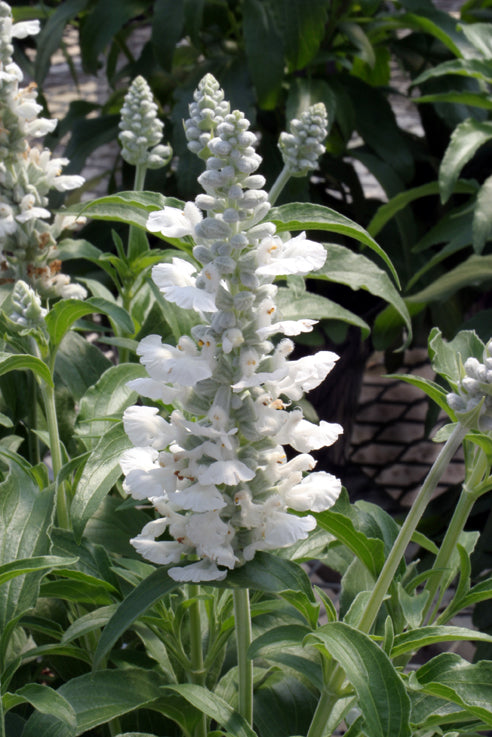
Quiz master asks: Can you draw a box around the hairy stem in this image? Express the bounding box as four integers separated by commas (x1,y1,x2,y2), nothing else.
268,164,292,206
41,380,70,529
188,585,207,737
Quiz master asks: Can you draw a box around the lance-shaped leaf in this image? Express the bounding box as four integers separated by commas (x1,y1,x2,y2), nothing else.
392,626,492,659
307,622,411,737
409,652,492,726
276,287,370,337
165,684,258,737
21,668,169,737
0,555,77,587
473,174,492,253
46,297,134,349
270,202,400,286
70,423,132,542
0,352,52,387
0,454,54,637
439,119,492,203
3,684,75,728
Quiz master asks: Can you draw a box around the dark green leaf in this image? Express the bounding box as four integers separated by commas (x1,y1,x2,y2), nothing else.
392,626,492,659
276,287,370,337
473,174,492,252
243,0,284,109
35,0,89,85
46,298,134,348
273,0,328,71
4,684,75,727
55,331,112,401
0,352,52,387
412,58,492,88
439,119,492,203
408,254,492,305
70,423,131,541
307,622,411,737
165,684,258,737
151,0,184,70
0,556,77,587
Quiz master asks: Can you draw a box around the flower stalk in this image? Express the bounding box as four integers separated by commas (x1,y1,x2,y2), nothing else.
234,588,253,726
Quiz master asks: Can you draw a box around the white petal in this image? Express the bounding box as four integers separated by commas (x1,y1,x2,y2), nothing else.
256,233,326,276
123,405,174,448
120,446,157,474
152,258,196,288
147,202,202,238
169,560,228,582
52,175,85,192
160,284,217,312
131,537,184,565
273,351,338,400
278,416,343,453
198,459,255,485
284,472,342,512
126,377,183,403
12,20,40,38
257,319,317,338
168,483,226,512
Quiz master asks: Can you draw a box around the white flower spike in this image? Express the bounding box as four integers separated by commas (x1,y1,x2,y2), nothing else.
122,75,342,581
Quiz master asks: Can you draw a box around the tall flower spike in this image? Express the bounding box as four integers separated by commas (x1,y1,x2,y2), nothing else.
0,1,86,300
121,74,343,583
278,102,328,177
119,76,172,169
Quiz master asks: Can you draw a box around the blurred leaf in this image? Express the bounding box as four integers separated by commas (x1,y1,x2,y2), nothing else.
35,0,89,86
274,0,329,71
243,0,284,109
79,0,151,74
270,202,400,286
461,22,492,56
151,0,184,70
413,58,492,87
307,622,411,737
439,119,492,203
71,423,131,541
407,254,492,305
473,174,492,252
340,21,375,67
414,91,492,109
286,78,337,131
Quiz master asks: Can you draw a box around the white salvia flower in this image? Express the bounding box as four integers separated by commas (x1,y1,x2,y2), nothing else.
119,76,172,169
122,75,342,581
0,1,85,300
446,340,492,431
279,102,328,176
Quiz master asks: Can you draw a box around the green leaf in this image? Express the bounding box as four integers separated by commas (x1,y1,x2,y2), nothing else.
93,567,181,668
439,119,492,203
151,0,184,70
428,327,485,386
386,373,452,417
307,622,411,737
70,191,174,227
22,668,167,737
0,352,52,387
76,363,145,441
35,0,89,85
315,506,383,577
56,238,104,262
80,0,151,74
412,58,492,87
473,174,492,252
70,423,131,541
274,0,328,71
55,331,112,401
0,462,54,667
253,672,318,737
407,254,492,305
243,0,284,109
270,202,400,286
410,653,492,726
276,287,370,337
0,556,77,587
249,624,312,660
4,684,75,727
164,684,258,737
46,297,134,349
392,626,492,659
441,575,492,620
367,181,476,238
414,91,492,110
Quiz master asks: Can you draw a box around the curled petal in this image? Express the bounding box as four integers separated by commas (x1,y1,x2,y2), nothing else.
284,471,341,512
147,202,202,238
169,559,228,582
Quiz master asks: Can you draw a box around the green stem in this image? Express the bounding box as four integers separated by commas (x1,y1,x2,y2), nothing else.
306,665,348,737
127,162,147,261
357,422,468,635
40,380,70,529
234,588,253,726
422,444,488,623
268,164,292,206
27,373,40,465
188,585,207,737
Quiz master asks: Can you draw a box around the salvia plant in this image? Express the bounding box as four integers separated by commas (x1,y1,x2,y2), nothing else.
1,5,492,737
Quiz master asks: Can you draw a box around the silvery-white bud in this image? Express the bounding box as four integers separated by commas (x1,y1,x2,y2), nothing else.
119,76,170,169
184,74,230,159
10,279,46,329
279,102,328,176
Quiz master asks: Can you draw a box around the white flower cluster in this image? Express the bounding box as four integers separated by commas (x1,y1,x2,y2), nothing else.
119,76,172,169
279,103,328,176
184,73,230,159
447,343,492,431
0,1,86,300
121,75,343,583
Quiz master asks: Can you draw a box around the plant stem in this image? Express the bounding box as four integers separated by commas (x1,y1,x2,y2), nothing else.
356,422,467,635
188,584,207,737
127,162,147,261
234,588,253,726
268,164,292,206
306,664,348,737
41,380,70,529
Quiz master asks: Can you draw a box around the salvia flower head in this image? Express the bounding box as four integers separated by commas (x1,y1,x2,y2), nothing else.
447,341,492,431
184,73,231,159
119,76,172,169
0,1,86,300
121,75,343,583
278,102,328,177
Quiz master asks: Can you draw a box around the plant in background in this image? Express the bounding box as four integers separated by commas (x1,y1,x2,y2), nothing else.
0,1,86,300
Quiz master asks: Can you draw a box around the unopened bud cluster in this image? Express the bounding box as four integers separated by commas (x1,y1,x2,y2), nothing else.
122,75,342,582
184,73,231,159
278,103,328,176
447,342,492,431
10,278,47,330
0,1,86,299
119,76,172,169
